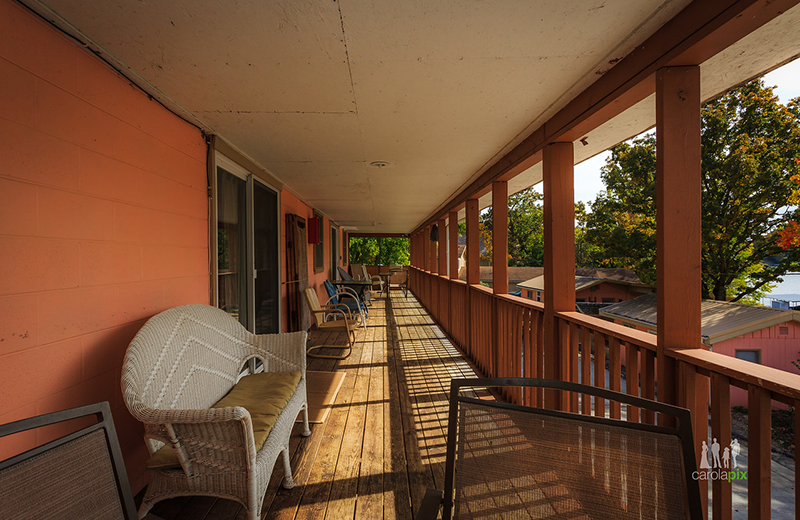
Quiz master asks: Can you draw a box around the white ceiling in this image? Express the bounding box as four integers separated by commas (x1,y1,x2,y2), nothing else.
26,0,800,232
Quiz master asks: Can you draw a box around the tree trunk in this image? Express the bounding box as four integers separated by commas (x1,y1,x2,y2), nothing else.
713,282,727,301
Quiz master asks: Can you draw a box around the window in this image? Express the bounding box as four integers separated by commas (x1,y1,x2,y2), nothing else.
735,349,761,364
779,325,789,335
576,298,586,303
527,290,533,299
536,291,541,302
313,212,324,273
215,154,280,334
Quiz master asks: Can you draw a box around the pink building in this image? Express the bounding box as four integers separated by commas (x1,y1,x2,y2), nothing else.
518,268,655,304
601,293,800,405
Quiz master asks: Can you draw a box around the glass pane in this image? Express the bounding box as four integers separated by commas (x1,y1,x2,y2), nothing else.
254,181,279,334
217,168,248,328
330,227,339,280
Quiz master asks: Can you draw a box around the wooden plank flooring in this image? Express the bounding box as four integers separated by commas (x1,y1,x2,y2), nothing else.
144,292,482,520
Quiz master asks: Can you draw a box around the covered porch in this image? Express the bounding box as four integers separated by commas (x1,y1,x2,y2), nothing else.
2,0,800,519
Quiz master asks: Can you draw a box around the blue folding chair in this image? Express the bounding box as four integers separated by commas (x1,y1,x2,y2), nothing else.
323,280,367,327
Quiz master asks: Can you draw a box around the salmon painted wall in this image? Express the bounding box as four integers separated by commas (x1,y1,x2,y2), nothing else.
0,0,208,493
713,320,800,406
280,190,346,332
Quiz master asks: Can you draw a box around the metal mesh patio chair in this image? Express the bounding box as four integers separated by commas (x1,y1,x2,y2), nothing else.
0,401,138,520
323,279,367,326
304,287,358,359
355,264,384,294
417,378,702,520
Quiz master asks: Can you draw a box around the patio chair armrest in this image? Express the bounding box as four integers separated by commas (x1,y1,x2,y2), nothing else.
324,291,360,305
320,305,352,321
415,488,444,520
338,286,363,302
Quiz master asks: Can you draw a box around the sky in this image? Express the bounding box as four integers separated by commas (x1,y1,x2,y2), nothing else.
533,58,800,207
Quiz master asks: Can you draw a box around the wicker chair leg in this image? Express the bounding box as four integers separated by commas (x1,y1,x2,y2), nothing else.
281,447,295,489
301,405,311,436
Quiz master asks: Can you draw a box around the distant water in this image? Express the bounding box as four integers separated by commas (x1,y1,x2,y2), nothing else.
765,272,800,303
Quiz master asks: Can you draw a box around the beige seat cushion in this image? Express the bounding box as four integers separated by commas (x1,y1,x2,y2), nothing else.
146,370,302,470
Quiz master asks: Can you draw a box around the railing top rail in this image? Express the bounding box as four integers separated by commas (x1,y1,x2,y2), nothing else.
559,310,800,403
495,293,545,311
468,283,495,296
670,347,800,402
557,311,657,351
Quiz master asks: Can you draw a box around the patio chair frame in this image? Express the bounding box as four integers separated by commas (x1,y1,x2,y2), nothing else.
0,401,138,520
419,377,703,520
323,279,367,327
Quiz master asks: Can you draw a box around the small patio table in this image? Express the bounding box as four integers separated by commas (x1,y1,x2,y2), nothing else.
332,279,373,304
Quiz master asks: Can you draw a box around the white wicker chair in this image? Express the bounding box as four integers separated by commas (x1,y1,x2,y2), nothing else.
121,304,310,520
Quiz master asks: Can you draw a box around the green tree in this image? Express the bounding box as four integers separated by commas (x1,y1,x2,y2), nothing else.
348,237,409,265
585,79,800,301
480,188,544,266
479,188,591,267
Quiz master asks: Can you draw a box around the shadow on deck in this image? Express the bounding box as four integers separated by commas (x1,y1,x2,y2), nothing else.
143,291,481,520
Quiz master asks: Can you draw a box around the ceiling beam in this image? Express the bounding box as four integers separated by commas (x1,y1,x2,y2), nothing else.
412,0,799,234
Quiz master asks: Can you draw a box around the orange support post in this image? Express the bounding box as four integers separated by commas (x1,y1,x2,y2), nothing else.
429,226,437,273
449,211,459,279
438,217,447,276
656,66,703,417
543,142,575,410
492,181,508,295
466,199,480,285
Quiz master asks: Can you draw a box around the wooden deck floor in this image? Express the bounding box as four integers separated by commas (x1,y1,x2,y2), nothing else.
145,291,481,520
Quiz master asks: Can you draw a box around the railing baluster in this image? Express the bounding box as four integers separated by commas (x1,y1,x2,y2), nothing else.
711,372,732,520
569,322,580,412
748,385,771,519
580,326,591,415
609,336,621,419
593,331,606,417
640,349,655,424
625,343,639,422
558,318,571,411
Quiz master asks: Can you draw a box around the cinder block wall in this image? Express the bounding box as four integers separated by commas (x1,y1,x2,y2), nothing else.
0,0,209,492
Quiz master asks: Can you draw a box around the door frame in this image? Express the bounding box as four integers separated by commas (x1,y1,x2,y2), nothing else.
213,153,282,332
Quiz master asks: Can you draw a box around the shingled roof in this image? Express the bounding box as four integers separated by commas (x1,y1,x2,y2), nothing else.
600,293,800,345
517,268,646,291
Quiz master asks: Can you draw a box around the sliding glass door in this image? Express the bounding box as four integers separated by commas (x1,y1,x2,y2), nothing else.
216,155,280,333
217,167,248,327
253,180,279,334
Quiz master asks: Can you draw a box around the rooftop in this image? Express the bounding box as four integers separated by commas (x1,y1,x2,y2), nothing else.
600,293,800,345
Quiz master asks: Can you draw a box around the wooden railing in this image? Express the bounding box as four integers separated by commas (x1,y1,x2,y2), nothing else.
409,266,800,520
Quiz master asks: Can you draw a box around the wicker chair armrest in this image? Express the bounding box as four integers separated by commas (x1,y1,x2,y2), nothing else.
141,407,258,476
134,404,250,425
